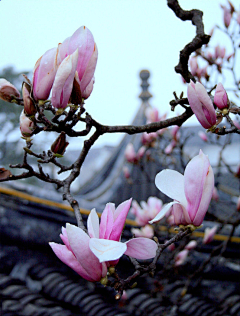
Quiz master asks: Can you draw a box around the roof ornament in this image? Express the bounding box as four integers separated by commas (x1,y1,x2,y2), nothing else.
139,70,152,104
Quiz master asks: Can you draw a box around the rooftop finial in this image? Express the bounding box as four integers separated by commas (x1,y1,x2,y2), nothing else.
139,70,152,103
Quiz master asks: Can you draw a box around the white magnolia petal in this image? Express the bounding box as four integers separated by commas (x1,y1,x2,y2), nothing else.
155,170,187,207
149,202,178,224
87,208,99,238
89,238,127,263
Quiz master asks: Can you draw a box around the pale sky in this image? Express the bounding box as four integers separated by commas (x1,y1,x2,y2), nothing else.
0,0,239,147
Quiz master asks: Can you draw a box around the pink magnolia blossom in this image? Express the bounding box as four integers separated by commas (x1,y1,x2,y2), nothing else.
65,26,98,97
189,57,198,76
212,186,219,202
33,47,60,101
237,11,240,25
214,82,229,110
20,110,35,137
187,81,216,129
50,199,157,281
141,132,158,145
164,140,176,155
149,150,214,227
185,240,197,250
131,225,154,239
51,49,79,109
125,143,137,163
145,107,160,123
223,6,232,28
131,197,162,226
175,249,189,266
203,226,218,244
123,166,130,179
198,131,208,142
0,78,20,102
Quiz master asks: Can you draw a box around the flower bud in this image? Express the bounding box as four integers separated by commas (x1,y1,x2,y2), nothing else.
214,83,229,110
187,81,216,129
0,78,20,102
51,132,69,156
22,82,36,116
223,6,231,28
198,131,208,142
203,226,217,244
20,110,36,137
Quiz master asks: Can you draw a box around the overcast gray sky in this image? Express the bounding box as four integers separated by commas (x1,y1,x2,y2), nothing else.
0,0,238,147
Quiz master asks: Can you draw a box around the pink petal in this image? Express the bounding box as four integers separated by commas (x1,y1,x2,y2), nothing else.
51,49,79,109
68,26,95,81
109,198,132,241
184,150,212,224
87,208,99,238
89,238,127,263
149,201,178,224
66,223,103,281
33,47,59,100
125,238,157,259
80,44,98,93
58,37,70,62
49,242,95,281
99,203,115,239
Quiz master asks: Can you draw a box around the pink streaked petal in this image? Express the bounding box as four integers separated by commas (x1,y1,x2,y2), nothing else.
82,77,95,99
184,150,211,222
66,223,102,281
99,203,115,239
89,238,127,263
49,242,95,281
172,203,190,226
149,202,178,224
109,198,132,242
68,26,95,80
33,47,59,100
51,49,78,109
58,37,70,62
192,165,214,226
125,238,157,259
80,43,98,93
87,208,99,238
155,170,187,207
60,226,72,251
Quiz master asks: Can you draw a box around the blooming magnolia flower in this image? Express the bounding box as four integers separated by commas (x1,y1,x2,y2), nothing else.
149,150,214,227
214,83,229,110
50,199,157,281
175,249,189,266
203,226,217,244
185,240,197,250
131,225,154,239
20,110,36,137
51,49,79,109
187,81,216,129
0,78,20,102
131,197,162,226
33,47,60,101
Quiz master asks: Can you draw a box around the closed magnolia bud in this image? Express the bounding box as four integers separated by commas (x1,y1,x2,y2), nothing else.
214,83,229,110
22,82,36,116
0,78,20,102
20,110,36,137
51,132,69,156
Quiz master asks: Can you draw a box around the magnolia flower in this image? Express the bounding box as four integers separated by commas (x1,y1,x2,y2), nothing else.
198,131,208,142
214,83,229,110
185,240,197,250
51,49,79,109
131,225,154,239
223,6,232,28
145,107,160,123
149,150,214,227
212,186,219,202
0,78,20,102
187,81,216,129
33,47,60,101
203,226,217,244
175,249,189,266
66,26,98,97
50,199,157,281
125,143,137,163
20,110,36,137
131,197,162,226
